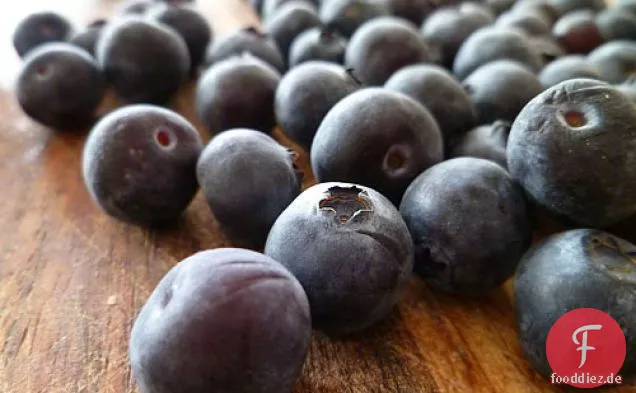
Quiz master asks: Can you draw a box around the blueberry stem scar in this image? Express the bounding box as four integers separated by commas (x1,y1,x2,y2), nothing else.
318,186,373,223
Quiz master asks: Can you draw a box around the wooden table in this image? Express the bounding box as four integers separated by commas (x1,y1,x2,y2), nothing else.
0,1,633,392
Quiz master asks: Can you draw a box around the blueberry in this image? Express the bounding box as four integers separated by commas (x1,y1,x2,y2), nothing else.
447,120,511,169
484,0,516,16
463,60,543,125
204,27,286,73
538,55,601,88
386,0,438,26
130,248,311,393
196,129,302,250
507,78,636,228
82,105,203,227
311,88,443,205
12,11,73,58
265,182,413,335
529,35,566,63
96,17,190,105
515,229,636,380
196,54,281,135
288,27,347,66
262,0,319,21
384,64,476,144
596,7,636,43
512,0,560,25
118,0,153,14
587,40,636,84
617,0,636,15
399,157,532,294
421,4,494,69
548,0,606,16
553,10,604,54
147,4,213,73
275,61,359,151
345,16,431,86
16,43,105,130
495,10,551,36
320,0,390,38
263,1,321,63
69,19,107,57
452,26,543,80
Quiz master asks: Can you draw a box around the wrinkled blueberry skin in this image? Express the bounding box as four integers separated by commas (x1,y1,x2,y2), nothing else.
538,55,601,88
463,60,543,125
288,27,347,66
320,0,390,38
130,248,311,393
204,27,286,73
447,121,511,169
587,40,636,84
196,129,302,250
275,61,359,151
452,27,543,81
196,55,281,135
400,157,532,294
553,10,604,54
496,10,551,36
386,0,439,26
515,229,636,380
596,6,636,42
82,105,203,227
549,0,606,16
69,20,107,57
311,88,443,205
507,78,636,228
12,12,73,58
96,17,190,105
345,17,432,86
16,43,105,130
264,1,321,63
265,182,414,336
384,64,476,143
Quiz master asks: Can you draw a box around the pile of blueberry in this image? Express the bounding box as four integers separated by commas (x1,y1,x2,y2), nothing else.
11,0,636,391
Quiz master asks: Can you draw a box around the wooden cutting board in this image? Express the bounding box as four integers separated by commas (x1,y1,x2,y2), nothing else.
0,1,633,392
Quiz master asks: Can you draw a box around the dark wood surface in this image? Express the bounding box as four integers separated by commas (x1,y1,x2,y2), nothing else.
0,1,634,392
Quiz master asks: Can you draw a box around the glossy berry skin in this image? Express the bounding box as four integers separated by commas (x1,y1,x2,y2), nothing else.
82,105,203,227
265,182,414,336
320,0,390,38
507,78,636,228
275,61,359,151
400,157,532,294
130,248,311,393
196,54,281,135
538,55,601,88
12,12,73,58
463,60,543,125
587,40,636,84
515,229,636,380
196,129,302,250
345,17,432,86
16,43,105,130
447,121,511,169
147,4,213,73
264,1,321,62
288,27,347,66
553,10,604,54
69,20,107,57
384,64,476,143
452,27,543,80
96,17,190,104
204,27,286,73
311,88,443,205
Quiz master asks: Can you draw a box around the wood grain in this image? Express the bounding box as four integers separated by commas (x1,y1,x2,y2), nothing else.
0,1,633,392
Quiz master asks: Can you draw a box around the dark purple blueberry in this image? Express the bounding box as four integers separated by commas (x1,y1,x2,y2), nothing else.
204,27,286,73
553,10,604,54
447,120,510,169
82,105,203,227
421,4,494,69
196,54,281,135
548,0,606,16
69,19,107,57
311,88,443,205
345,16,431,86
130,248,311,393
462,60,543,125
16,43,105,130
288,27,347,66
147,4,212,73
384,64,476,143
528,35,566,63
275,62,359,151
587,40,636,84
386,0,439,26
399,157,532,294
263,1,321,63
495,10,551,36
118,0,153,14
96,17,190,104
617,76,636,103
538,55,601,88
196,129,302,250
265,182,413,335
507,78,636,228
596,6,636,42
319,0,390,38
515,229,636,380
452,26,543,80
512,0,560,25
12,11,73,58
262,0,319,21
